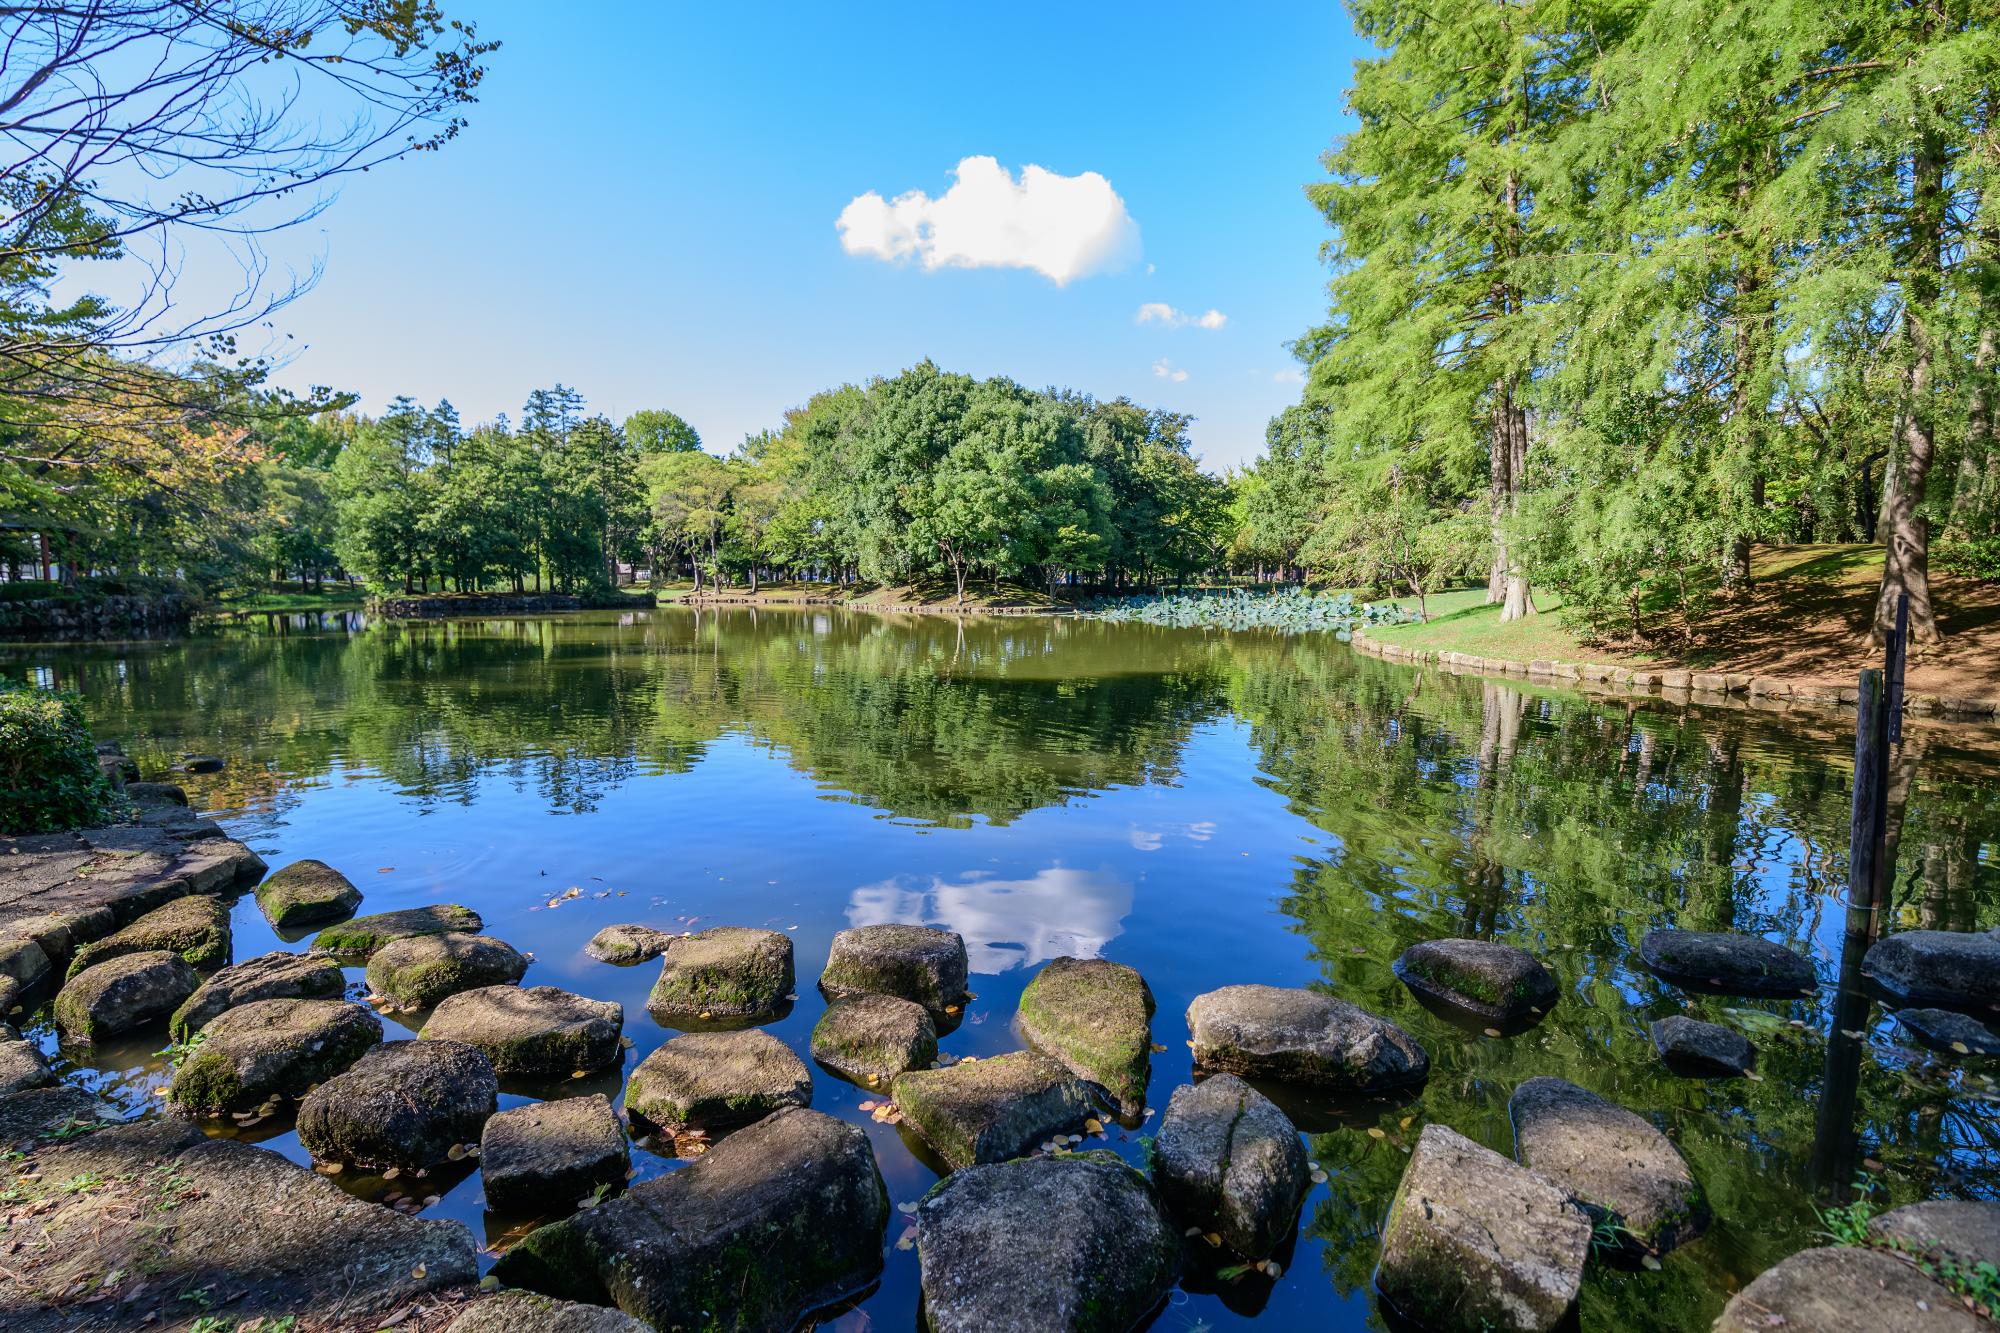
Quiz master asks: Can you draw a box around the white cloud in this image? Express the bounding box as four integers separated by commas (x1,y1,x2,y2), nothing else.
1152,358,1188,383
1135,302,1227,330
836,155,1140,286
1272,368,1305,384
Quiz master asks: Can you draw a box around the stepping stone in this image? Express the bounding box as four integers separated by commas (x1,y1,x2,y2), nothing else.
1639,929,1816,997
1649,1014,1757,1077
1510,1077,1707,1256
170,949,347,1041
66,894,231,978
1714,1245,1984,1333
811,993,937,1084
1865,930,2000,1011
1186,984,1429,1091
1154,1073,1307,1258
585,923,673,965
1866,1200,2000,1272
0,1037,52,1095
0,1086,110,1150
480,1093,630,1214
820,923,968,1019
449,1292,650,1333
492,1108,887,1329
255,859,362,928
55,950,197,1042
917,1152,1180,1333
624,1028,812,1130
298,1039,498,1170
1895,1007,2000,1057
1376,1124,1591,1333
891,1050,1093,1170
0,1119,474,1327
646,925,794,1022
421,984,623,1077
170,997,382,1115
366,933,528,1010
174,837,267,894
312,903,482,957
1017,956,1154,1116
1395,939,1558,1024
179,754,225,773
123,780,186,807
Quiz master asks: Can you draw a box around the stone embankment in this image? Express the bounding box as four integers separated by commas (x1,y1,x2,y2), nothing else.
368,591,657,618
0,589,198,639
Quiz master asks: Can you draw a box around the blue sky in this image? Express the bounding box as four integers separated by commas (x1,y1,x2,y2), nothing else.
177,3,1365,471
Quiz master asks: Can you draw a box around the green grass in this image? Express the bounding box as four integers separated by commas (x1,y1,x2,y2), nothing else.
215,586,366,615
1362,586,1637,664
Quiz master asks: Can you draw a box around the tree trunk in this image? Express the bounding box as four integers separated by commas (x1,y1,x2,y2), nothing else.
1874,128,1945,645
1493,375,1536,622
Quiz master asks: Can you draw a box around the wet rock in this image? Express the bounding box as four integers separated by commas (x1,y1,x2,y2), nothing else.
1868,1200,2000,1272
255,858,362,928
179,753,225,773
1649,1014,1757,1077
1895,1007,2000,1057
820,923,968,1019
491,1107,887,1329
0,934,52,996
169,948,346,1041
311,902,483,957
95,742,140,783
1510,1077,1706,1255
421,984,623,1077
812,993,937,1083
66,893,231,978
480,1093,630,1214
0,1086,110,1150
585,923,673,965
917,1151,1180,1333
892,1050,1093,1170
0,1036,52,1095
646,925,794,1021
624,1028,812,1130
54,949,197,1042
178,836,267,893
298,1038,498,1170
123,780,185,807
169,997,382,1115
1154,1074,1307,1258
448,1292,650,1333
367,932,528,1009
1865,930,2000,1012
1714,1245,1984,1333
1016,956,1154,1117
1376,1123,1591,1333
0,1118,475,1329
1638,929,1816,997
1186,984,1429,1092
1395,938,1559,1023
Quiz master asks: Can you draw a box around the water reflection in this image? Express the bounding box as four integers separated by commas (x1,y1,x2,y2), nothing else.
847,866,1134,972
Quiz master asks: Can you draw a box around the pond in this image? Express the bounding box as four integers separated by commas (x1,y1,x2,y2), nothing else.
9,606,2000,1330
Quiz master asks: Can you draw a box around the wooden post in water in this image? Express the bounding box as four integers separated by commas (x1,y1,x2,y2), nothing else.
1848,669,1889,910
1885,591,1910,747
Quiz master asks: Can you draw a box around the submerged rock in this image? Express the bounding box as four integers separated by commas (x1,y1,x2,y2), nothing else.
255,858,363,928
66,894,231,978
646,925,794,1021
1509,1076,1706,1255
1895,1007,2000,1057
1376,1123,1591,1333
1638,929,1816,997
917,1151,1180,1333
311,903,482,957
366,932,528,1010
1016,956,1154,1116
1186,984,1428,1092
170,949,346,1041
0,1037,52,1095
170,997,382,1115
820,923,969,1019
623,1028,813,1130
480,1093,630,1215
1394,939,1558,1023
1649,1014,1757,1078
891,1050,1093,1170
421,984,623,1077
298,1038,498,1170
54,949,197,1042
812,993,937,1084
1714,1245,1984,1333
1865,930,2000,1012
179,753,225,773
584,923,674,966
491,1107,887,1329
448,1292,650,1333
1154,1074,1307,1258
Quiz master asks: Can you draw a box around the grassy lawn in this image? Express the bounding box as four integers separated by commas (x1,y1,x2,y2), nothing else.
1366,585,1617,664
215,586,367,614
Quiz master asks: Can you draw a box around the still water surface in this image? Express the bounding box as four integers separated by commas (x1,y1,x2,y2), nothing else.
11,607,2000,1330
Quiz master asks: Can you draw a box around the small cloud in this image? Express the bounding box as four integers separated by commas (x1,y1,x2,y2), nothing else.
1272,368,1304,384
1135,303,1227,330
837,155,1140,286
1145,263,1157,275
1152,358,1188,383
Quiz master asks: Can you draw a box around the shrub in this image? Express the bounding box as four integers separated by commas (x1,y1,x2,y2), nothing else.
0,685,113,834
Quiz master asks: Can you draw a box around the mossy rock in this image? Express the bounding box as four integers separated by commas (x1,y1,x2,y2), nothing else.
1016,956,1154,1116
447,1291,650,1332
366,933,527,1010
1393,938,1559,1024
255,859,362,929
1509,1076,1708,1256
297,1038,498,1171
54,950,198,1043
311,904,482,958
1185,984,1429,1091
420,984,622,1077
891,1050,1092,1170
66,895,231,980
169,997,382,1115
624,1029,812,1130
584,924,673,966
170,950,347,1043
819,924,967,1020
811,993,937,1084
1638,929,1816,997
645,926,793,1021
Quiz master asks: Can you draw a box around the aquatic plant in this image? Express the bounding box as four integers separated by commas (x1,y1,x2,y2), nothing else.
1078,588,1420,639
